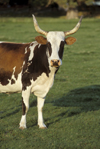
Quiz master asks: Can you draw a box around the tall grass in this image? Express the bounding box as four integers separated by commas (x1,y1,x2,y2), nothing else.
0,17,100,149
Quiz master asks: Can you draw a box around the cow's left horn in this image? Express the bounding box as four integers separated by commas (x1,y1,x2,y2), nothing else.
64,16,83,36
32,15,48,36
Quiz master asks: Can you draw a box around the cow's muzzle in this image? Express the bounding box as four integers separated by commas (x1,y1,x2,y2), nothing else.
50,59,61,68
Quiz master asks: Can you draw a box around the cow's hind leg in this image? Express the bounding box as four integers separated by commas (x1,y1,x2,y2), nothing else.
37,97,47,129
19,89,30,129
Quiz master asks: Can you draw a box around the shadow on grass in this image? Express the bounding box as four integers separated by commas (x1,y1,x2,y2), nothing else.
53,85,100,115
46,85,100,127
0,94,37,119
0,107,21,119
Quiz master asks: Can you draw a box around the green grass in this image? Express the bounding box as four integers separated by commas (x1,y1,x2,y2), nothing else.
0,17,100,149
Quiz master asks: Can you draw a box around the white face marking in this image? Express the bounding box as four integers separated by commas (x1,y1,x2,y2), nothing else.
47,32,65,66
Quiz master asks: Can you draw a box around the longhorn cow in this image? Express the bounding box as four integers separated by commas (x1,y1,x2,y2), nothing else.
0,15,83,129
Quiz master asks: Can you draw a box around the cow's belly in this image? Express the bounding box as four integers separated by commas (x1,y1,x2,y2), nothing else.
0,73,22,93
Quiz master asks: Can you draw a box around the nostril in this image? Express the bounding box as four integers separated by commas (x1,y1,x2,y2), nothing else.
51,60,60,64
51,60,54,63
51,60,59,63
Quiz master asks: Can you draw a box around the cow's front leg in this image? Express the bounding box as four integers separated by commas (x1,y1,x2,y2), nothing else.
37,97,47,129
19,88,30,129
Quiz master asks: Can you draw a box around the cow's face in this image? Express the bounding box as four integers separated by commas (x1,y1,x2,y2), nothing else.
35,32,76,68
47,32,65,68
33,15,82,68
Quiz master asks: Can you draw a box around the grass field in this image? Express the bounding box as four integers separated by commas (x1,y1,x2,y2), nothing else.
0,16,100,149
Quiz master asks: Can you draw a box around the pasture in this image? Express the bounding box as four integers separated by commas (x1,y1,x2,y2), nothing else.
0,16,100,149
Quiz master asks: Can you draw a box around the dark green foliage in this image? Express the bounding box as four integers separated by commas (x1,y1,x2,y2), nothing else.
30,0,48,8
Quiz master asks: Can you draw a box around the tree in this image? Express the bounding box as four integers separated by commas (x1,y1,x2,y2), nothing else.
9,0,29,6
46,0,53,6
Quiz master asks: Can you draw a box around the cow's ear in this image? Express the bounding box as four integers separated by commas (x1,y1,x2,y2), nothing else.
65,37,76,45
35,36,47,45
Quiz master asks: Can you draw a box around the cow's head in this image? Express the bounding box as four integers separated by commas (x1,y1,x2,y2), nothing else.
33,15,83,68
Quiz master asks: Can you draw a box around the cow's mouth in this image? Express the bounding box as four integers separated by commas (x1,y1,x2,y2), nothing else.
51,64,60,68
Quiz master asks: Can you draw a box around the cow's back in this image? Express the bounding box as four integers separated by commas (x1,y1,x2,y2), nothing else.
0,42,30,93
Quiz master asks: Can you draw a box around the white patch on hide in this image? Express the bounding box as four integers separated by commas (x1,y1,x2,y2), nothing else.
0,69,22,93
38,44,41,48
24,47,27,54
29,41,38,61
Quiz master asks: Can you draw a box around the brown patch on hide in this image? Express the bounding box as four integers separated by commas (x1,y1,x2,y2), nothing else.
0,42,30,85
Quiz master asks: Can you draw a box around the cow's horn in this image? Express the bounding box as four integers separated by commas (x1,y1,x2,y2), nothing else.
32,14,48,36
64,16,83,36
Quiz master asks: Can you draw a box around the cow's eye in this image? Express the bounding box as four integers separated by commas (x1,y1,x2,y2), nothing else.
59,41,64,59
47,42,52,56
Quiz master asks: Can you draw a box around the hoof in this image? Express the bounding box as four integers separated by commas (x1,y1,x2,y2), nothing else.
19,126,26,130
38,123,47,129
19,123,26,130
39,126,47,129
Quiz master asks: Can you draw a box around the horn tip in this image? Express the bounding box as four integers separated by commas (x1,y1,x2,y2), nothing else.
32,14,35,17
79,15,83,23
32,14,35,20
32,14,37,25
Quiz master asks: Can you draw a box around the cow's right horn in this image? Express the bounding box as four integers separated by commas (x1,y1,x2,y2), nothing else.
32,15,48,36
